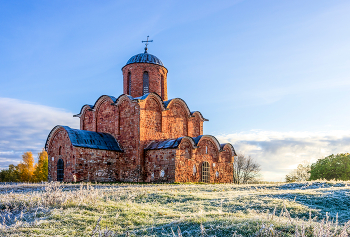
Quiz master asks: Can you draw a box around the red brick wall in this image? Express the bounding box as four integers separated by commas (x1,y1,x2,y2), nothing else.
163,101,188,138
47,127,122,182
174,138,233,183
47,127,74,182
122,63,168,100
116,97,143,182
140,96,163,141
144,149,176,182
74,147,121,182
96,99,117,135
82,108,96,131
188,113,203,137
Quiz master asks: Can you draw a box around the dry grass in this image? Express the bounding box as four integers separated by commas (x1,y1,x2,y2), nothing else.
0,181,349,236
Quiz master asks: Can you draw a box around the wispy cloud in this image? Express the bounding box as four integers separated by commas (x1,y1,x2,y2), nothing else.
0,98,79,169
217,130,350,181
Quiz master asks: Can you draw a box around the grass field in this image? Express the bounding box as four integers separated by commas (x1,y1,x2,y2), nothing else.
0,181,349,236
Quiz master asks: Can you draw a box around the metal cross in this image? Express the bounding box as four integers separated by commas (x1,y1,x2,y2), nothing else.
142,36,153,53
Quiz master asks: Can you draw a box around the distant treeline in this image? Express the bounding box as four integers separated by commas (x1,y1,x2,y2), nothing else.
286,153,350,182
0,150,48,182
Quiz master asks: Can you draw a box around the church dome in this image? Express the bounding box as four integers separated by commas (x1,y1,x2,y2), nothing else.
126,52,164,67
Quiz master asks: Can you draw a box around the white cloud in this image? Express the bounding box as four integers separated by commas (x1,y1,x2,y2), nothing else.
216,130,350,181
0,98,79,169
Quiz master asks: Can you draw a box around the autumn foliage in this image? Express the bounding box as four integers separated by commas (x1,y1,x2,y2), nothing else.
0,149,48,182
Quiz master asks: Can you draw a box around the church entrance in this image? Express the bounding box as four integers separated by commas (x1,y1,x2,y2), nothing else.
202,161,210,183
57,159,64,181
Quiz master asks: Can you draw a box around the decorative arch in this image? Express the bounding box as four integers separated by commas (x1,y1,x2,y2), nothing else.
95,97,117,134
165,98,191,137
178,137,195,159
164,98,191,117
190,111,208,121
45,125,66,152
93,95,117,113
220,143,236,163
194,135,221,152
142,96,162,133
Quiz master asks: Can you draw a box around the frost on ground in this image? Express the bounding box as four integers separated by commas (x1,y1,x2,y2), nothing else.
0,181,349,236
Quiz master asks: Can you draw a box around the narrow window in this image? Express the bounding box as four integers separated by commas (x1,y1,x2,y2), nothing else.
205,146,208,154
59,146,62,155
161,74,164,98
143,71,149,95
57,159,64,182
127,72,131,95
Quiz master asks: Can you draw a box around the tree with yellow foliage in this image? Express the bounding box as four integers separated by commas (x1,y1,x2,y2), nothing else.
33,149,48,182
17,151,35,182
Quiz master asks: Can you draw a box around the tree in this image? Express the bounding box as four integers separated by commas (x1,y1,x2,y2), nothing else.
33,149,48,182
285,161,311,182
0,164,19,182
309,153,350,181
17,151,35,182
233,154,261,184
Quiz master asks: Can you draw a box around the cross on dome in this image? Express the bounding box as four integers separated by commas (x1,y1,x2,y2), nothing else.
142,35,153,53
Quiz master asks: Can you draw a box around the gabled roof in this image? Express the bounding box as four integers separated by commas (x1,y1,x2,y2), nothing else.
46,126,123,152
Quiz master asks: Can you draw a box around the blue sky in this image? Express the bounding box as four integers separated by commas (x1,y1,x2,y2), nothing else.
1,0,350,181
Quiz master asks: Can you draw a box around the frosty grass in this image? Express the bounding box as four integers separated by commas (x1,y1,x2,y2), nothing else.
0,181,349,236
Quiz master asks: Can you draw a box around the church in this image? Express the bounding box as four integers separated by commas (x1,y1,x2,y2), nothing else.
45,40,237,183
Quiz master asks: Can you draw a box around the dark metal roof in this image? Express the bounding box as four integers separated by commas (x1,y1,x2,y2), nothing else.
125,53,164,67
61,126,123,152
145,137,184,150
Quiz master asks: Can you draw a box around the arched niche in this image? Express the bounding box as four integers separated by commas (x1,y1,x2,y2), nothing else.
142,97,162,135
96,99,117,135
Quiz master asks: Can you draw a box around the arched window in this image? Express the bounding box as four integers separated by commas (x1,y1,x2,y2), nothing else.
57,159,64,182
143,71,149,95
202,161,210,183
127,72,131,95
161,74,164,98
59,146,62,155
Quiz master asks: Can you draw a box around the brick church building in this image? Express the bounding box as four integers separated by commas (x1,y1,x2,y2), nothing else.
45,44,237,183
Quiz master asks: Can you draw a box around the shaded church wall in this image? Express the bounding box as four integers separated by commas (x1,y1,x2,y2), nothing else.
82,109,96,132
144,149,176,182
74,147,121,182
47,128,74,182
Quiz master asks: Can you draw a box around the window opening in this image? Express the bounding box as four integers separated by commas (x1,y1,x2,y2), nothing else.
59,146,62,155
205,146,208,154
128,72,131,95
202,161,210,183
143,71,149,95
161,75,164,98
57,159,64,182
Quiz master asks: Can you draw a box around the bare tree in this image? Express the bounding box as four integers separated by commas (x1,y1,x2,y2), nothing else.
285,160,310,182
233,154,261,184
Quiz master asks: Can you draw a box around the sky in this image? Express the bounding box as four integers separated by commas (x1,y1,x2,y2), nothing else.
1,0,350,181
